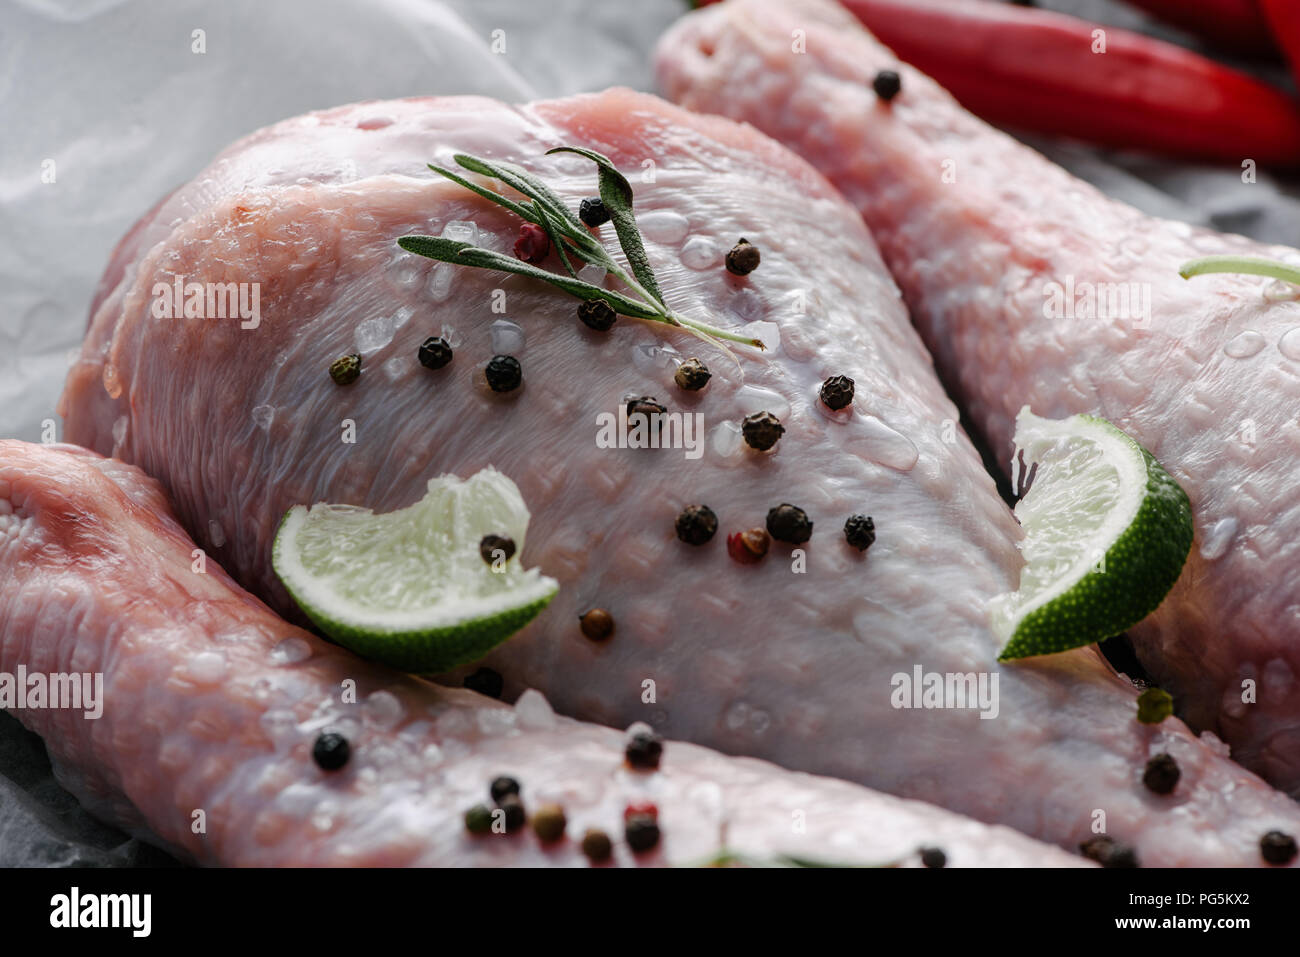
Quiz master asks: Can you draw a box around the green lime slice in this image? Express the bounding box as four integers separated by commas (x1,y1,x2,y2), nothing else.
272,468,558,673
991,407,1193,661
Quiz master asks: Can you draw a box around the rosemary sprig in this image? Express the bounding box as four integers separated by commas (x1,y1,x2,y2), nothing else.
1179,255,1300,288
397,149,765,355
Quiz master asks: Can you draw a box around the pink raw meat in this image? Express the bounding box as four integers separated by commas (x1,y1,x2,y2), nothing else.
658,0,1300,797
0,440,1084,866
59,88,1300,864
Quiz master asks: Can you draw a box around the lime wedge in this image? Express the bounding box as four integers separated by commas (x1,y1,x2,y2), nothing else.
272,468,558,673
991,407,1193,661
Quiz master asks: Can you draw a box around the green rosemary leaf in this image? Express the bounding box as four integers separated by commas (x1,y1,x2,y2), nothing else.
395,235,475,262
531,200,578,279
546,146,665,307
397,235,661,320
426,164,535,223
453,154,584,235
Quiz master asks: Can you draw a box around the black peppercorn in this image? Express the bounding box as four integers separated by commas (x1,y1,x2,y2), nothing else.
767,503,813,544
578,299,617,331
742,411,785,451
626,395,666,429
499,794,526,832
579,608,615,641
479,534,516,565
675,504,718,545
417,336,453,370
725,238,760,276
820,374,855,410
1142,752,1180,795
844,514,876,551
625,722,663,770
625,815,660,853
484,354,522,392
312,732,350,771
674,357,711,391
582,828,613,863
1079,835,1139,868
1260,830,1298,865
579,196,610,227
329,354,361,386
919,846,947,869
873,69,902,102
490,775,521,803
464,667,504,699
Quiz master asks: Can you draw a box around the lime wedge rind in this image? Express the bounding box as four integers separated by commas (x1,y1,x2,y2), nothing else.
993,408,1194,661
291,590,556,674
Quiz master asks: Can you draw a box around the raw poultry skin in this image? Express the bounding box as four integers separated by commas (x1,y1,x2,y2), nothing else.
658,0,1300,797
59,88,1300,864
0,440,1085,867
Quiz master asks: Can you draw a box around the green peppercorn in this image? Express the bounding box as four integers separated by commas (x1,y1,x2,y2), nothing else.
464,667,503,699
767,503,813,544
844,514,876,551
581,828,613,863
625,722,663,770
579,608,615,641
675,504,718,545
578,299,617,331
1142,753,1180,795
873,69,902,102
820,374,855,410
1079,836,1139,868
742,411,784,451
479,534,516,565
1136,687,1174,724
919,846,946,868
312,732,351,771
329,353,361,386
532,803,567,843
625,815,660,853
484,354,522,392
465,803,493,835
579,197,610,228
1261,830,1298,865
725,238,760,276
499,794,526,833
674,357,711,391
418,336,453,370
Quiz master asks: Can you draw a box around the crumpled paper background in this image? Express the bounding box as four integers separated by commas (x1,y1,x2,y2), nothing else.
0,0,1296,866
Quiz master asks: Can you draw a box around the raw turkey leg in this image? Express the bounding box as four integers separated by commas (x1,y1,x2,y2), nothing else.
0,440,1083,867
59,88,1300,864
658,0,1300,797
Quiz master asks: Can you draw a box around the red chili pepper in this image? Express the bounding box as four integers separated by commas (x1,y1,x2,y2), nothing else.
1121,0,1276,57
835,0,1300,166
1261,0,1300,90
513,223,550,263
